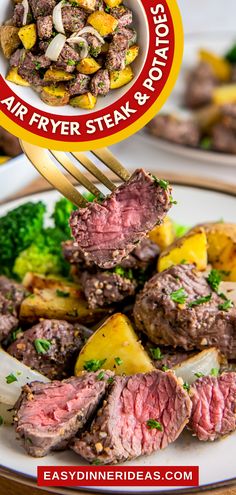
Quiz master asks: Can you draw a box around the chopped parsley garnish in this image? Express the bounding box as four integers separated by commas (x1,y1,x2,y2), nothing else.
11,328,22,342
218,300,234,311
107,377,114,384
34,338,51,354
114,266,134,280
152,176,169,191
169,195,177,205
200,137,212,150
188,294,212,307
67,59,76,66
56,289,70,298
210,368,219,377
98,82,105,88
84,358,107,372
92,459,103,465
207,269,222,293
97,371,105,381
162,365,169,371
0,416,3,426
146,419,163,431
6,373,17,384
34,61,41,70
173,222,189,238
183,382,190,392
150,347,163,360
194,372,204,378
170,287,188,304
114,357,123,366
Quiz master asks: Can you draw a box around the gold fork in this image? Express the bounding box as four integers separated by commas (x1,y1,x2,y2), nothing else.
20,141,131,208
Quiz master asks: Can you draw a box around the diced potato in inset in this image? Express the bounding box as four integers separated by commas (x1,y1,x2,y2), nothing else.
44,69,75,82
149,217,175,250
199,49,232,82
0,26,21,58
69,0,97,11
6,67,30,86
75,313,155,376
88,11,118,36
213,84,236,105
126,45,140,66
158,229,208,272
76,57,101,75
104,0,122,7
110,66,134,89
41,85,70,106
70,92,97,109
18,24,37,50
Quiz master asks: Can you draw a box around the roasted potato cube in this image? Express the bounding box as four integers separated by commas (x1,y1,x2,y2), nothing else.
0,26,21,58
69,0,97,11
110,66,134,89
149,217,175,250
40,85,70,106
18,24,37,50
126,45,140,66
104,0,122,7
70,92,97,109
75,313,155,376
44,69,75,82
23,272,78,291
20,286,107,324
198,223,236,281
158,229,208,272
76,57,101,75
199,49,231,82
6,67,30,86
88,11,118,36
213,84,236,105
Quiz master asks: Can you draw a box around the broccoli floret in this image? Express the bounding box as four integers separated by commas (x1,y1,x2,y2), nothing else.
52,198,77,238
0,202,46,277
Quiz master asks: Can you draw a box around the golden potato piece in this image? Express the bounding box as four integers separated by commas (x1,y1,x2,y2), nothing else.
40,85,70,106
0,156,10,165
75,313,155,376
88,11,118,36
126,45,140,66
44,69,75,82
110,66,134,89
213,84,236,105
104,0,122,7
23,272,79,291
76,57,101,75
0,26,21,58
70,92,97,109
18,24,37,50
149,217,175,250
199,223,236,281
158,229,208,272
6,67,30,86
199,49,231,82
69,0,97,11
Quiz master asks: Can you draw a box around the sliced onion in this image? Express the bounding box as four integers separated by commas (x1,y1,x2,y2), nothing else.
53,0,65,35
67,35,89,59
0,347,49,407
78,26,105,45
22,0,29,26
45,33,66,61
174,348,221,385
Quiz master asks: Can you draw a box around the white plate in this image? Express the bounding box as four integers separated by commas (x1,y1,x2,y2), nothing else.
146,31,236,166
0,154,38,202
0,0,148,116
0,181,236,494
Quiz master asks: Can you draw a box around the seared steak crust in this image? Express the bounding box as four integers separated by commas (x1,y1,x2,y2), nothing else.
72,370,191,464
134,264,236,358
0,276,26,341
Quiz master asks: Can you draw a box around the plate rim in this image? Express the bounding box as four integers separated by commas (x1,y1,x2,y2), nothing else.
0,176,235,495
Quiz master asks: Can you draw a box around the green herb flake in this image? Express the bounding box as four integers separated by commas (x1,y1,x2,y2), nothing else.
97,371,105,381
67,59,76,66
207,269,222,293
92,459,103,465
150,347,163,360
84,358,107,372
183,382,190,392
170,287,188,304
34,338,51,354
188,294,212,308
152,175,169,191
114,266,134,280
218,300,234,311
210,368,219,377
200,136,212,150
146,419,163,431
194,372,204,378
162,365,169,371
169,195,177,205
107,377,114,384
6,373,17,384
11,328,22,342
56,289,70,298
114,357,123,366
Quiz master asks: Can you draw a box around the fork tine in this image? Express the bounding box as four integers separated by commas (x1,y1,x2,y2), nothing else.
92,148,131,181
50,150,103,198
72,152,116,191
20,141,87,208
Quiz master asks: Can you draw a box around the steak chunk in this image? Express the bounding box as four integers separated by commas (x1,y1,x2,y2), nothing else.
81,271,137,309
90,69,110,97
189,372,236,441
70,169,171,269
212,122,236,154
28,0,56,18
62,6,87,33
18,52,50,86
0,276,26,341
15,372,113,457
147,114,200,148
55,45,80,73
37,16,53,40
69,74,91,96
7,319,89,379
184,62,217,109
134,264,236,359
12,4,24,27
110,6,133,27
72,370,191,464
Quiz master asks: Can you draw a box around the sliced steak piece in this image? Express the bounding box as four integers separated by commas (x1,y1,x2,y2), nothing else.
184,62,217,109
15,371,113,457
28,0,56,18
113,27,137,49
106,48,126,71
70,169,171,269
37,15,53,40
0,276,26,341
7,319,89,380
81,271,137,309
72,370,192,464
55,45,80,73
18,52,50,86
189,372,236,441
110,6,133,27
12,4,24,27
134,264,236,359
62,6,87,33
90,69,110,97
147,114,200,148
69,74,91,96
